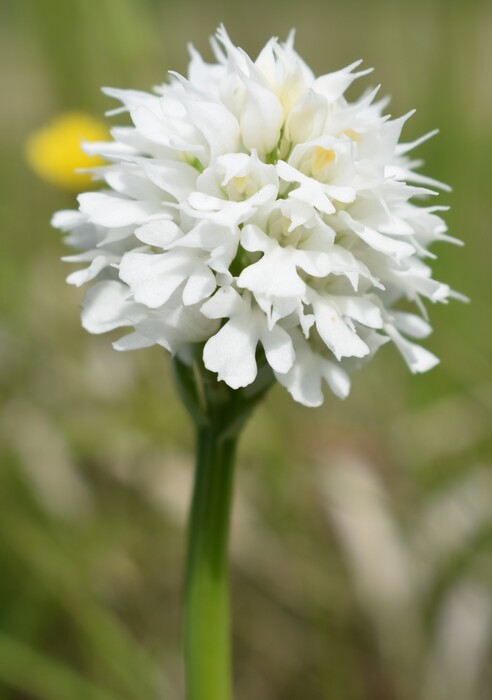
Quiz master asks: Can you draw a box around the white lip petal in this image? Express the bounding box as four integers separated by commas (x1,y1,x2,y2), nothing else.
309,292,370,361
237,246,307,299
78,192,159,227
182,265,216,306
331,296,384,329
203,317,259,389
81,281,142,334
260,323,295,375
119,251,209,309
201,286,244,319
391,311,432,339
277,359,325,407
134,219,181,248
113,332,156,351
384,324,440,373
66,255,115,287
240,224,273,253
322,361,351,399
51,209,87,230
275,329,349,407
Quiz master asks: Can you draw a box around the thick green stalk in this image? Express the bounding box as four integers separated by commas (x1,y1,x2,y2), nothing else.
172,352,273,700
184,425,237,700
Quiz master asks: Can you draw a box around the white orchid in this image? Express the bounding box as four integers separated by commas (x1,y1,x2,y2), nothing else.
53,26,462,406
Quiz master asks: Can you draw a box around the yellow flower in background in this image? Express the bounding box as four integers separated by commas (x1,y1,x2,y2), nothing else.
25,112,109,191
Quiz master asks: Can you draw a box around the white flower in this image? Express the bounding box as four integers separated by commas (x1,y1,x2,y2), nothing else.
53,26,463,406
201,287,294,389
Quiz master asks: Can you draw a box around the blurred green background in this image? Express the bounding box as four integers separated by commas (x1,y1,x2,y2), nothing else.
1,0,491,698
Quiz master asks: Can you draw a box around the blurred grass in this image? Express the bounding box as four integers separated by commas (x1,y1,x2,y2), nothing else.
0,0,491,699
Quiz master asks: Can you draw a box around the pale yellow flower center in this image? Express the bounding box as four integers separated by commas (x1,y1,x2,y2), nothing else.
312,146,336,175
232,175,248,194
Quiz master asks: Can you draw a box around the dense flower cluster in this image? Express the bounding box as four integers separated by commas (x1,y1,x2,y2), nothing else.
53,27,462,406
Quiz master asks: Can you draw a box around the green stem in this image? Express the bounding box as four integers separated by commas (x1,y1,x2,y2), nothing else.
173,352,273,700
184,423,238,700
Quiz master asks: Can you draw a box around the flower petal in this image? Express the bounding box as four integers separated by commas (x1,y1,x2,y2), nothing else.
385,324,439,373
78,192,159,227
259,323,295,375
203,316,259,389
310,292,370,360
81,281,142,334
119,251,195,308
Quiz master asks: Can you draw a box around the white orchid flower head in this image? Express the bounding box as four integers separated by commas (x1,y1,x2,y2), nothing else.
53,26,464,407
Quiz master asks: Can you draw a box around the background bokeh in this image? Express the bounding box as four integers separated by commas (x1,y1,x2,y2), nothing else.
1,1,491,698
